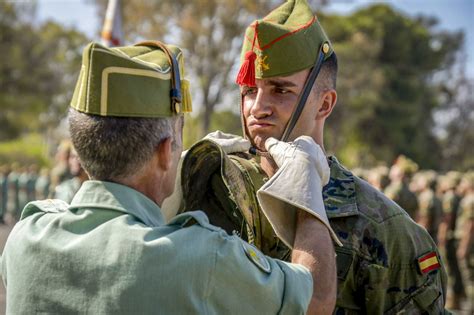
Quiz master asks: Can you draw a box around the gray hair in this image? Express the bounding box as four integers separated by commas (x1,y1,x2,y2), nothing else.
68,108,181,181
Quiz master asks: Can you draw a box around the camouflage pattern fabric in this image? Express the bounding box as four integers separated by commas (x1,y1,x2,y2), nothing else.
180,141,449,314
180,140,290,260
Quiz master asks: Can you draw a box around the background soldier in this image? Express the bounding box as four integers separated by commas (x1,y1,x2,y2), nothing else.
438,172,465,310
416,170,443,243
26,164,39,203
367,165,390,192
0,165,9,223
54,148,88,203
455,172,474,312
35,167,50,200
48,140,72,196
384,155,419,219
5,163,20,224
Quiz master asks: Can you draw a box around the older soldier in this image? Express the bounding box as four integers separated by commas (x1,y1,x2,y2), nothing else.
165,0,449,313
1,40,336,314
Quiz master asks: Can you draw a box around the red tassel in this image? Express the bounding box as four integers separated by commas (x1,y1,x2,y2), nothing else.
236,50,257,87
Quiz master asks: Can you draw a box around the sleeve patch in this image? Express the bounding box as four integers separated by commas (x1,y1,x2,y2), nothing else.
241,241,271,274
417,252,440,274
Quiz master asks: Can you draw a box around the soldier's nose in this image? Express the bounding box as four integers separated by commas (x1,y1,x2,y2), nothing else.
250,91,272,118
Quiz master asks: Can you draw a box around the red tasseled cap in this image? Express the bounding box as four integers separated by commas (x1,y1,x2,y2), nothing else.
236,50,257,87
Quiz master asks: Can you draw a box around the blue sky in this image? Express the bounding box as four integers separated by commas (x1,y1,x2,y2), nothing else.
36,0,473,77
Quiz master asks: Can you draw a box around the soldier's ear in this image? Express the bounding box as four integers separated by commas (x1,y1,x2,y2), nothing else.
316,89,337,120
156,137,173,171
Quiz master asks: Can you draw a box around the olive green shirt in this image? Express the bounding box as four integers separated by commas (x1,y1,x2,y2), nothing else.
1,180,312,314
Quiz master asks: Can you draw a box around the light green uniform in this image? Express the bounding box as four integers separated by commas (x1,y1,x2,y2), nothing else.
53,177,82,203
1,180,312,314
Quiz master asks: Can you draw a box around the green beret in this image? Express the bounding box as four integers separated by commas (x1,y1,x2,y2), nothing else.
236,0,333,85
70,41,192,118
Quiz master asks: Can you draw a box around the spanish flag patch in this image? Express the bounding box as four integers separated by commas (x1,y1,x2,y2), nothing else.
417,252,441,274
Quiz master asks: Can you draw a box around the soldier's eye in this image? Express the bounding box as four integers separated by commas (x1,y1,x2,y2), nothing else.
275,87,289,94
242,87,257,96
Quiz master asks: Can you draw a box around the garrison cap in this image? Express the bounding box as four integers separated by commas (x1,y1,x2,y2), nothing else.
236,0,333,86
70,41,192,118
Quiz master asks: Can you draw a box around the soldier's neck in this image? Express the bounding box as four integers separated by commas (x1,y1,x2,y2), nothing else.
260,156,277,177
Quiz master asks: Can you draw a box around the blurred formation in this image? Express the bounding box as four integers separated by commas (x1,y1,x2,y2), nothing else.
0,140,87,225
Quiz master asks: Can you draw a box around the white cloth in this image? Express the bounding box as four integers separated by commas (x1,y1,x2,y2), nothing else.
203,131,251,154
257,136,342,248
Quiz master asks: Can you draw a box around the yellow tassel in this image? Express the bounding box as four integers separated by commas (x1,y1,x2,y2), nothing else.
181,79,192,113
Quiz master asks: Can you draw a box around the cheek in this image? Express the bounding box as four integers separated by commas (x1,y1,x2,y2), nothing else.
242,97,254,117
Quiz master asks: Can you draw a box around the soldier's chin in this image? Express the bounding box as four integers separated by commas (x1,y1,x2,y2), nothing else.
251,135,269,151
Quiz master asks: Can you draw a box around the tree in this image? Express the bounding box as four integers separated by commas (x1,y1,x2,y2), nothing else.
0,2,87,141
320,4,464,169
94,0,279,136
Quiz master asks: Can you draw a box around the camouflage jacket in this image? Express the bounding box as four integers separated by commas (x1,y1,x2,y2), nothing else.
178,141,449,314
324,157,448,314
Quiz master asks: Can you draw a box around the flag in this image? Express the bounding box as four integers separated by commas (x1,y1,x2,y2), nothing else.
101,0,123,47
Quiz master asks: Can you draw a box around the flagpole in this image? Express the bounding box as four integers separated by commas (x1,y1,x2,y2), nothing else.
101,0,123,47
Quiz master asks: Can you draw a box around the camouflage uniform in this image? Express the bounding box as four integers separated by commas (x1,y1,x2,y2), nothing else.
418,188,443,243
455,192,474,312
179,143,449,314
325,157,447,313
441,188,465,307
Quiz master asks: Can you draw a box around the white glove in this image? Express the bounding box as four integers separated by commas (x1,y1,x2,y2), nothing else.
203,131,251,154
257,136,342,248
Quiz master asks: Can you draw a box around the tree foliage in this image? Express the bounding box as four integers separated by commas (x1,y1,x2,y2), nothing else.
0,2,87,141
320,4,465,169
93,0,281,135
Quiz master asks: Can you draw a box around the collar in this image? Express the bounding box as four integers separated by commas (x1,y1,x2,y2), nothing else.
69,180,165,227
323,156,359,218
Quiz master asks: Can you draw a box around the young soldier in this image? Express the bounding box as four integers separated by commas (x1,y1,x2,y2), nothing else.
1,40,336,314
165,0,449,313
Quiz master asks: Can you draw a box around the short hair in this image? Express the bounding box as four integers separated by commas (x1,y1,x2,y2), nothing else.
314,52,338,93
68,108,181,181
